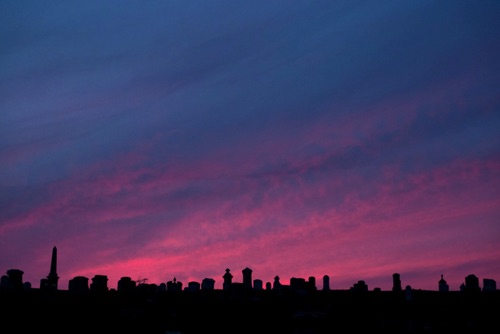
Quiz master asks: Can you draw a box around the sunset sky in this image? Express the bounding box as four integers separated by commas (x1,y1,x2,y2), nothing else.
1,1,499,291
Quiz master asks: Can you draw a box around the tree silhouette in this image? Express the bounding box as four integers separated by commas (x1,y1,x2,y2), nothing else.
135,277,148,285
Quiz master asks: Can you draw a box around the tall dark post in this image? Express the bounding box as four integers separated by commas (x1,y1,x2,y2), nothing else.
392,273,402,292
223,268,233,291
242,267,252,290
323,275,330,291
46,246,59,290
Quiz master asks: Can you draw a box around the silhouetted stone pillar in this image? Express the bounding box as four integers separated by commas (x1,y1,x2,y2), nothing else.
47,246,59,290
273,276,282,290
392,273,402,292
41,246,59,291
405,285,413,301
5,269,24,292
187,281,200,292
438,274,449,292
90,275,108,293
202,278,215,290
167,277,182,291
69,276,89,294
253,279,263,290
308,276,316,291
242,267,252,290
0,275,9,290
483,278,497,292
290,277,306,291
464,274,480,292
351,280,368,292
323,275,330,291
118,276,136,293
223,268,233,291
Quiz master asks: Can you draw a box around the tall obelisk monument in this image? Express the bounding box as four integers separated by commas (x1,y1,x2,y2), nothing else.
46,246,59,290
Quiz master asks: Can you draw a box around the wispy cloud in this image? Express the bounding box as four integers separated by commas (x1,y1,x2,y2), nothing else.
1,0,499,290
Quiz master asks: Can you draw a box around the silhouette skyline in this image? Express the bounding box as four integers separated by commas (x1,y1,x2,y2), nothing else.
1,246,499,334
1,1,499,297
1,246,497,294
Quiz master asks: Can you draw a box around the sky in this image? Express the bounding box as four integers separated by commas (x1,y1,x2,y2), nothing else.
1,0,499,292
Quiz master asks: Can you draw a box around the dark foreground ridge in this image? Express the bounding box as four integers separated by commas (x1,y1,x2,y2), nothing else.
2,280,500,334
1,247,499,333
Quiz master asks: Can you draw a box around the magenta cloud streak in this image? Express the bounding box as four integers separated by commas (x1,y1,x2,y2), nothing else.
3,113,498,291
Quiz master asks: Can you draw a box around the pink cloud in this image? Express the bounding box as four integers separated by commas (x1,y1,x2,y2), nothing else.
6,143,499,291
3,79,499,291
